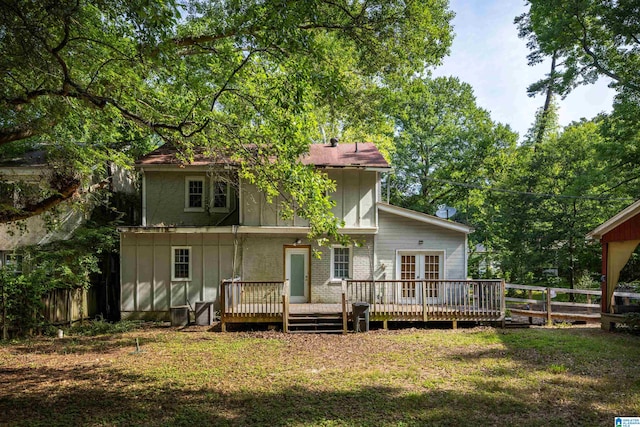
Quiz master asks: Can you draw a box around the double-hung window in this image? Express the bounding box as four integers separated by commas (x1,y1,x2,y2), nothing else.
172,247,191,281
331,246,351,281
210,180,229,212
184,177,205,212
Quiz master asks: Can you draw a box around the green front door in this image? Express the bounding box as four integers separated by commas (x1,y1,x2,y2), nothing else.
286,247,309,303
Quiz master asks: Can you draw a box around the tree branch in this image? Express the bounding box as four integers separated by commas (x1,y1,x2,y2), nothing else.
0,126,41,145
0,177,113,224
0,180,80,223
575,13,640,93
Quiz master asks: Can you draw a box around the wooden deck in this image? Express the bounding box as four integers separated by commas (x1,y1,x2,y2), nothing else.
230,302,501,318
220,279,506,332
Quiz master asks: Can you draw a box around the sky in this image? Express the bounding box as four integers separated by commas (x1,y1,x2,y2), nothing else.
432,0,616,140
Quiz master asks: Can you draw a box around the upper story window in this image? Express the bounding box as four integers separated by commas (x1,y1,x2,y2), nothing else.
171,247,191,281
184,176,205,212
331,246,351,281
211,180,230,212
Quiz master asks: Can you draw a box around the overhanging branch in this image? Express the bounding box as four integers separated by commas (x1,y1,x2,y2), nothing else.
0,178,109,224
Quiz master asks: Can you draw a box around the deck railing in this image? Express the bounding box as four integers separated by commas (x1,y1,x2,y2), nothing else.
345,279,505,321
220,280,289,331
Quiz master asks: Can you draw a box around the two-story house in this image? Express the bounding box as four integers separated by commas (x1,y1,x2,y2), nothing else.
119,142,503,326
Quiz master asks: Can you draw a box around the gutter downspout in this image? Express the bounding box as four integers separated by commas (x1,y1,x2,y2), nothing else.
141,168,147,227
232,225,239,278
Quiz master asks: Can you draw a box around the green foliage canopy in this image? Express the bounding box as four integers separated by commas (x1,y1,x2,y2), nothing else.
0,0,454,239
385,76,518,217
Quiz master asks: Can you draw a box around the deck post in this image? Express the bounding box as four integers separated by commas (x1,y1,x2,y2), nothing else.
546,287,552,326
501,279,506,319
282,294,289,333
220,280,226,332
528,289,533,324
452,319,457,330
422,280,428,322
341,292,348,334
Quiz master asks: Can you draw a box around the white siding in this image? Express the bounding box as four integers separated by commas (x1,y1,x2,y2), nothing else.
375,211,468,280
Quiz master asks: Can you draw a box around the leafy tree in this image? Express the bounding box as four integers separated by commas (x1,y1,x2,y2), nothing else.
384,76,518,218
0,218,119,337
485,108,631,285
516,0,640,98
514,1,640,284
0,0,454,240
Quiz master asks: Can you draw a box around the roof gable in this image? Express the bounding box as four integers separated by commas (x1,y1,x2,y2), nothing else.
377,202,473,234
587,199,640,241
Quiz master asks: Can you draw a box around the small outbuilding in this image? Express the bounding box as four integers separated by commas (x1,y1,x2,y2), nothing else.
587,200,640,330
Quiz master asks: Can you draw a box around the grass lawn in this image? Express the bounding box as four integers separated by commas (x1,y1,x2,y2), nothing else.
1,324,639,426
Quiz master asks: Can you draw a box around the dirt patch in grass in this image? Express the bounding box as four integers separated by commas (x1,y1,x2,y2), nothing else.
1,324,639,426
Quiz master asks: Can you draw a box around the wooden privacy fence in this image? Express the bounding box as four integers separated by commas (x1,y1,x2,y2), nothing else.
505,283,640,324
1,287,91,339
345,279,505,322
42,288,91,325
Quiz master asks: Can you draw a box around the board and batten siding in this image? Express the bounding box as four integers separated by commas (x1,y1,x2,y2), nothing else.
240,170,378,228
327,169,377,228
120,232,234,318
375,210,468,280
144,171,238,227
241,180,309,227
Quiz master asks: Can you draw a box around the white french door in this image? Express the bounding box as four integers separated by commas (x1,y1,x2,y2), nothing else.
397,252,443,303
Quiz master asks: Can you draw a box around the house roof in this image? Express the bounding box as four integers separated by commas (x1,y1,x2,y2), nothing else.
135,145,231,166
0,150,49,181
377,202,474,234
136,143,389,169
301,143,389,168
587,199,640,240
0,150,48,168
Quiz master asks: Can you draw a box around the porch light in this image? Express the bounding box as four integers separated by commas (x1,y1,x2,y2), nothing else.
418,240,424,245
294,238,302,245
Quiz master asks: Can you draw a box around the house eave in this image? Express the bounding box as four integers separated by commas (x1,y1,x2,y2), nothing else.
377,202,473,234
313,165,391,172
118,225,378,235
137,165,235,172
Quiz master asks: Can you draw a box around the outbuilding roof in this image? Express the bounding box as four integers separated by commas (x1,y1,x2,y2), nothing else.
136,142,389,169
587,199,640,240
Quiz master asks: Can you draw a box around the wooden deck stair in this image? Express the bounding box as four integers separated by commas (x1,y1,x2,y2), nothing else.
287,312,345,334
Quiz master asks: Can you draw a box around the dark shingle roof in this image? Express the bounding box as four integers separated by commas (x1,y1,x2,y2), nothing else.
136,143,389,169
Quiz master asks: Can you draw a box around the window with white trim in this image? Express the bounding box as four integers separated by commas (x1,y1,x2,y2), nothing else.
171,247,191,280
184,177,205,212
331,246,351,280
210,180,229,212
